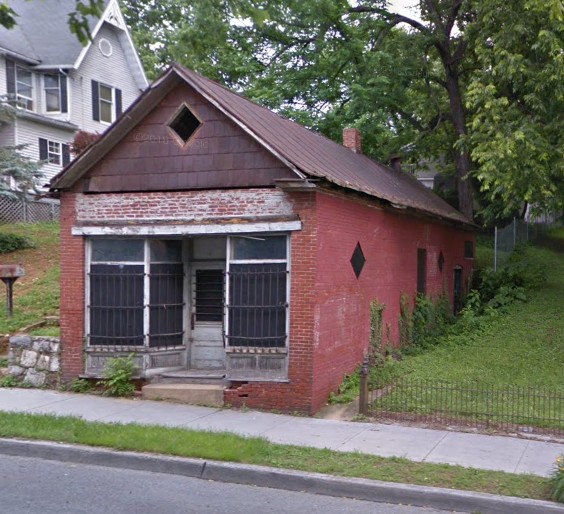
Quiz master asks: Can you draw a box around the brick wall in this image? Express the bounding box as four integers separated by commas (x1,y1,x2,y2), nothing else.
59,185,474,414
76,189,294,221
310,190,474,409
225,191,318,414
59,192,86,380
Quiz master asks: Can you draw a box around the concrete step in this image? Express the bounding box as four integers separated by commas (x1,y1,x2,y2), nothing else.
155,370,229,386
142,383,225,407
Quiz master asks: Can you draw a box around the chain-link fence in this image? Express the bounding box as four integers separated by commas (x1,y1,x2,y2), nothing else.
0,195,60,224
494,217,556,271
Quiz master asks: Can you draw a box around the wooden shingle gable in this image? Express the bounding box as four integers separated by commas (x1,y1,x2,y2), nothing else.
65,81,298,193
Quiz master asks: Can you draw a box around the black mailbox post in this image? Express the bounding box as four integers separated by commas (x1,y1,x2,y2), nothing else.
0,265,25,318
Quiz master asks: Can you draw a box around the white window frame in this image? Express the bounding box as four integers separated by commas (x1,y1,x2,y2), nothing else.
86,238,185,348
47,140,62,165
15,65,33,110
98,83,115,124
225,234,290,350
43,73,62,113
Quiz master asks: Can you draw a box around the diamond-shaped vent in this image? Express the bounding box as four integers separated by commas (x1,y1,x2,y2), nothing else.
169,105,201,143
350,242,366,279
438,251,445,272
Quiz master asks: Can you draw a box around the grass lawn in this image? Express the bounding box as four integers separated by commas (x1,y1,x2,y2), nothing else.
387,235,564,389
0,411,552,501
364,229,564,428
0,222,60,336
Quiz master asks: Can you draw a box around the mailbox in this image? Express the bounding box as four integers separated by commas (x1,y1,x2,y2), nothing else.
0,264,25,279
0,264,25,318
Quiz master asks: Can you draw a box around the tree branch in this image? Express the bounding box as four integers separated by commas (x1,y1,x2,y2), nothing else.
348,5,432,38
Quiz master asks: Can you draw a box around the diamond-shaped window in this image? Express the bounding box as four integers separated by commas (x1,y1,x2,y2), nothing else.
438,251,445,272
169,105,201,143
350,242,366,279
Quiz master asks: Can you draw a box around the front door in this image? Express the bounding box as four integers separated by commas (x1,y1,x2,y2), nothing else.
189,262,226,369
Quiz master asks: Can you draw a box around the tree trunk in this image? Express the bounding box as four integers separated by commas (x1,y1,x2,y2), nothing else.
444,64,474,220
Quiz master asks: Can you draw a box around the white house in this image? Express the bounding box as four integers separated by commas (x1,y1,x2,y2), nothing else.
0,0,147,185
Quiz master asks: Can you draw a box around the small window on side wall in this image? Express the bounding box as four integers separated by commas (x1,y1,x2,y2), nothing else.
417,248,427,295
464,240,474,259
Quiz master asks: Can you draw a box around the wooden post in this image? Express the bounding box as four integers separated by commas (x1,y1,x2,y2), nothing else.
359,355,370,416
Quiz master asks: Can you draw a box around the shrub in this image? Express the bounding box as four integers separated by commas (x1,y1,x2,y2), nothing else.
550,454,564,503
0,233,35,254
0,375,19,388
69,378,93,393
101,354,137,397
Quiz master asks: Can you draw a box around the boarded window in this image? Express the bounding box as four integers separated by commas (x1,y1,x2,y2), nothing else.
464,240,474,259
417,248,427,295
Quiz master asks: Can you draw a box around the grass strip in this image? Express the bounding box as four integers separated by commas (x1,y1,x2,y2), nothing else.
0,411,551,501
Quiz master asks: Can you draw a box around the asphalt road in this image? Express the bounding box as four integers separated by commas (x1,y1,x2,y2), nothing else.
0,454,459,514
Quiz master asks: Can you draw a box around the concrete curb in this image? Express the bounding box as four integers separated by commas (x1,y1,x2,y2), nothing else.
1,438,562,513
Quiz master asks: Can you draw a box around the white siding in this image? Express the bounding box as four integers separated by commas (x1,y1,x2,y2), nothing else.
69,23,143,134
0,56,7,96
0,125,15,147
15,118,74,185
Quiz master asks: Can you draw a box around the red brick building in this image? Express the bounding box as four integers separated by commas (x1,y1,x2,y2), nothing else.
50,64,475,414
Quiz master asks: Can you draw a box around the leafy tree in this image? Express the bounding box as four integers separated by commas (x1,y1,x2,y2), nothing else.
119,0,564,222
0,144,44,200
0,101,43,199
466,0,564,221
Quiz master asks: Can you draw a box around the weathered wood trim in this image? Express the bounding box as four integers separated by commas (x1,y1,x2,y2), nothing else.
72,220,302,236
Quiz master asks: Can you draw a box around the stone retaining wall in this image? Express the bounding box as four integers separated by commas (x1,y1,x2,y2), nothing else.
8,335,60,387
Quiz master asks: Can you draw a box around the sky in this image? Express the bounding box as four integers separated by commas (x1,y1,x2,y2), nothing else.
387,0,422,22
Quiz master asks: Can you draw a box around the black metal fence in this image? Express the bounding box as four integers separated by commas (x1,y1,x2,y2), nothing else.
361,371,564,437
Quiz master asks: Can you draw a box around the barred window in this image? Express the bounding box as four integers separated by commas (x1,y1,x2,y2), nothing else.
88,239,184,348
226,236,288,348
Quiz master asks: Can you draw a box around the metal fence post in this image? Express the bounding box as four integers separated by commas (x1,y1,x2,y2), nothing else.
359,355,369,416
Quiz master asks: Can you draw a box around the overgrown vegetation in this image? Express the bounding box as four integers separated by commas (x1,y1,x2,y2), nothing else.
331,231,564,409
0,223,60,335
0,233,35,254
0,411,552,501
101,355,137,397
551,454,564,503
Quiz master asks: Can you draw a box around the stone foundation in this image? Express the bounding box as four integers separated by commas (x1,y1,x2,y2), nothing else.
8,335,61,388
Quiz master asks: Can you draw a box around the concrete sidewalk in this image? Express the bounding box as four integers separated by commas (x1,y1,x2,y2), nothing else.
0,388,562,477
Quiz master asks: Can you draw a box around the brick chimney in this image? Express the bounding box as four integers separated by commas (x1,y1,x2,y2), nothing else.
389,154,402,173
343,128,362,154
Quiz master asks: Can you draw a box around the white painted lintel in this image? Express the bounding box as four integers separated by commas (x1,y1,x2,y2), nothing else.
72,220,302,236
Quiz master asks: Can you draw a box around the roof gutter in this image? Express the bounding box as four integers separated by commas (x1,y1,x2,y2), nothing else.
0,47,40,65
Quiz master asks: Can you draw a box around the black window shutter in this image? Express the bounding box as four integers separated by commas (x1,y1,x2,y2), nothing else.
91,80,99,121
39,138,48,160
62,144,70,166
115,88,122,117
6,59,15,96
60,74,68,113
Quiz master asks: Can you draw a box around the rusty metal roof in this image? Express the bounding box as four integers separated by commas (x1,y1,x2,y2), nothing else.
174,66,470,225
51,64,471,226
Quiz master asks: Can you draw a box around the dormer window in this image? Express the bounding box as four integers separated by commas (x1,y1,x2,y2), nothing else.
15,65,33,110
43,73,68,113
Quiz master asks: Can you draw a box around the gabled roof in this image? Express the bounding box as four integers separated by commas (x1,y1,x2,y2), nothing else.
51,64,472,227
0,0,147,88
